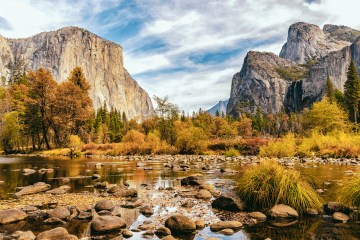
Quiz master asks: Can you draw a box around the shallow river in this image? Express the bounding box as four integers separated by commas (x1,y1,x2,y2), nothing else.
0,155,359,240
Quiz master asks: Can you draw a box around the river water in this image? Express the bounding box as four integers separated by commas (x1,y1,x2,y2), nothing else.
0,155,359,240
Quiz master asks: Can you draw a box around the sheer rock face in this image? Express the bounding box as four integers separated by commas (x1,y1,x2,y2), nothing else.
302,38,360,108
279,22,354,64
0,35,13,83
227,51,304,116
1,27,153,120
228,22,360,117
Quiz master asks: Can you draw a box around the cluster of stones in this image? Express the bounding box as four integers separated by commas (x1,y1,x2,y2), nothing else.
0,157,358,239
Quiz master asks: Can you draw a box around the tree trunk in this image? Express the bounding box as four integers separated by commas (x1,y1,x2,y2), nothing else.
354,105,358,125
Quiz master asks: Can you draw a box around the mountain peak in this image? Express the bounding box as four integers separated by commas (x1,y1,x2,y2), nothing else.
279,22,356,64
1,27,153,120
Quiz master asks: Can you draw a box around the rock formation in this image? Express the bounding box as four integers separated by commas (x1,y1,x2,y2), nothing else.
227,51,305,116
207,99,229,116
279,22,358,64
0,27,153,120
228,22,360,117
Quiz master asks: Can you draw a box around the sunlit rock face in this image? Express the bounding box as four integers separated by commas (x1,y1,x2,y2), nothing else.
1,27,153,120
279,22,359,64
227,51,305,116
228,22,360,117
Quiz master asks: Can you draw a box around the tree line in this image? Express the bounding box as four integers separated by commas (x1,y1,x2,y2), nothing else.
1,61,360,154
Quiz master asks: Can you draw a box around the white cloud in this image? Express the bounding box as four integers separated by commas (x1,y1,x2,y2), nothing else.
2,0,360,112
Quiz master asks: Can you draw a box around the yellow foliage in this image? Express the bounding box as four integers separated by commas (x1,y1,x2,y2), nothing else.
122,129,146,144
298,131,360,157
67,135,83,150
260,131,360,158
301,98,349,134
176,126,207,154
225,147,240,157
259,133,297,157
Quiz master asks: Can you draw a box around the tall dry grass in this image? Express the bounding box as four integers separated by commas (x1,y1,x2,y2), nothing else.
338,175,360,207
238,160,323,213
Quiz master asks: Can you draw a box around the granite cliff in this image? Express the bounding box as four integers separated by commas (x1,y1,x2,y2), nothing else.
0,27,154,120
228,22,360,117
207,99,229,116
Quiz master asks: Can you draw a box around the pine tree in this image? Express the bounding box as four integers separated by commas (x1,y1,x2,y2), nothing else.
344,61,360,124
215,109,220,117
325,76,335,103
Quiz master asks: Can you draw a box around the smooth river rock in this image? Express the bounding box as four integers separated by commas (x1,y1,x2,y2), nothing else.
210,221,242,231
0,209,27,224
165,214,196,233
15,182,51,197
332,212,350,223
91,216,126,232
269,204,299,218
95,200,115,211
48,207,70,220
35,227,78,240
211,195,244,211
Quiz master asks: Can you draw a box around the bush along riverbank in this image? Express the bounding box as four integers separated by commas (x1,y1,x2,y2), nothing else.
0,156,358,239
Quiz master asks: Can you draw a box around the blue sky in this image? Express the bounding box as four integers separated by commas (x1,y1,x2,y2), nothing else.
1,0,360,112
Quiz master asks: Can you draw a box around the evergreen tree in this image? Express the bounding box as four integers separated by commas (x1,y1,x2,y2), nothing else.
325,76,335,103
344,61,360,124
215,109,220,117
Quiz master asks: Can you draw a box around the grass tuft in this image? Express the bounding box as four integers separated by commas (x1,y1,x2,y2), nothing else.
237,160,323,214
338,175,360,207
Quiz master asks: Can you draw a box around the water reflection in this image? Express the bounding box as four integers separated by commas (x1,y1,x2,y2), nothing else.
0,156,359,240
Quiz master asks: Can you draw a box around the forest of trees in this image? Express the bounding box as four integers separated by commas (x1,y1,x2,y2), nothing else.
1,62,360,156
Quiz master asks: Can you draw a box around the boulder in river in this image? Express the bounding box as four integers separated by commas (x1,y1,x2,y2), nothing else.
211,195,244,211
15,182,51,197
139,205,154,216
155,226,171,237
324,202,350,215
196,189,212,200
35,227,78,240
181,176,204,186
332,212,350,223
112,188,137,198
22,168,36,175
91,215,126,232
161,236,176,240
121,229,133,238
0,209,27,224
121,199,143,208
46,185,70,195
95,200,115,211
48,206,70,220
269,204,299,218
44,217,66,225
248,212,267,221
210,221,242,231
15,230,35,240
165,214,196,233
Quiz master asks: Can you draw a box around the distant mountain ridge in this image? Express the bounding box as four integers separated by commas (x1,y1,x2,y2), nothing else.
207,99,229,116
227,22,360,117
0,26,154,120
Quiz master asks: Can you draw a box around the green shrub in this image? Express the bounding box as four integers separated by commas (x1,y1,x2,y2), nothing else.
275,66,307,81
338,175,360,207
238,160,323,213
225,147,240,157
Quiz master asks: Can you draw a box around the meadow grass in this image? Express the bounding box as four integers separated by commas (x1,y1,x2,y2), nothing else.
260,131,360,158
238,160,323,213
